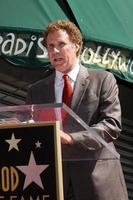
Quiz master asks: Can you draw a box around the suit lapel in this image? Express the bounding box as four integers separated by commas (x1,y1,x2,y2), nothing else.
44,72,55,103
71,65,90,111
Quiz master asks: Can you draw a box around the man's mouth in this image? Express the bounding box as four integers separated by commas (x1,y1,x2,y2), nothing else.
53,58,63,62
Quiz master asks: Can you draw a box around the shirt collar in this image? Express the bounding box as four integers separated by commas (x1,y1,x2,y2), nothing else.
68,61,80,82
55,60,80,82
55,70,63,82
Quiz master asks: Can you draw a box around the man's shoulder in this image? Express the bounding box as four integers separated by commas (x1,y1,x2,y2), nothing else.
28,70,55,90
80,64,114,79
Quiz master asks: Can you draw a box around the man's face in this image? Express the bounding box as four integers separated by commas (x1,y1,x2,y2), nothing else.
46,29,80,73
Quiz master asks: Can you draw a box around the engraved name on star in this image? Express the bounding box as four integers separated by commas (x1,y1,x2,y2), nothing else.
5,133,22,151
16,151,49,190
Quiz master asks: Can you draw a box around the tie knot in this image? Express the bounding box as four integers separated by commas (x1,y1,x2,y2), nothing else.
63,74,69,81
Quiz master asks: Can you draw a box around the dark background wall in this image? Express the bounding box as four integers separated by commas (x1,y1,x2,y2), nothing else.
116,78,133,200
118,79,133,121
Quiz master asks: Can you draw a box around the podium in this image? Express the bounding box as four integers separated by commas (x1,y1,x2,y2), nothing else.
0,103,120,199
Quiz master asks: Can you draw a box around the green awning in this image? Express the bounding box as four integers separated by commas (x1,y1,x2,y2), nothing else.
67,0,133,83
67,0,133,50
0,0,70,68
0,0,68,32
0,0,133,83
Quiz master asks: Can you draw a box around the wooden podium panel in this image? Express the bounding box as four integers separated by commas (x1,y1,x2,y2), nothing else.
0,121,64,200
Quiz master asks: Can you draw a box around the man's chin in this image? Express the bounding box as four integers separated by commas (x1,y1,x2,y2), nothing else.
54,64,66,72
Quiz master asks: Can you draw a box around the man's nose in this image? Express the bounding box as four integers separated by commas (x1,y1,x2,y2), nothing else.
53,46,60,52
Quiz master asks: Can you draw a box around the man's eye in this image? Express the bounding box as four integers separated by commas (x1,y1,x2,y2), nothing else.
59,43,66,48
47,43,67,51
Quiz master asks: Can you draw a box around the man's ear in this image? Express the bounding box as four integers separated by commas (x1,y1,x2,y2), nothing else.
74,44,80,54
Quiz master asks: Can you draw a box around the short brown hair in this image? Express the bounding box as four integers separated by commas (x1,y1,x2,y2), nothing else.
44,19,83,56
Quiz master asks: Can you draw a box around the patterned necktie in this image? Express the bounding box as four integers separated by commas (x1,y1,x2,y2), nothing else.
62,74,73,107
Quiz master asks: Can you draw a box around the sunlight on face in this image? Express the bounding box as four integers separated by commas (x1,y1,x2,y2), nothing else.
46,30,79,73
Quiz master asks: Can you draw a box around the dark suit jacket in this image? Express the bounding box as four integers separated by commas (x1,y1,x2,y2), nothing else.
27,65,128,200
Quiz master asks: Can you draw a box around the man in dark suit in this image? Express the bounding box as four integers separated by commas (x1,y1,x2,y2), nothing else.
27,20,128,200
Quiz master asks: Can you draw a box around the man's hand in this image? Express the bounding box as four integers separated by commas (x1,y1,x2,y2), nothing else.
60,130,74,144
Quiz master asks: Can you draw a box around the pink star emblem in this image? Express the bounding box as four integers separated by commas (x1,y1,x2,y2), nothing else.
16,152,49,190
